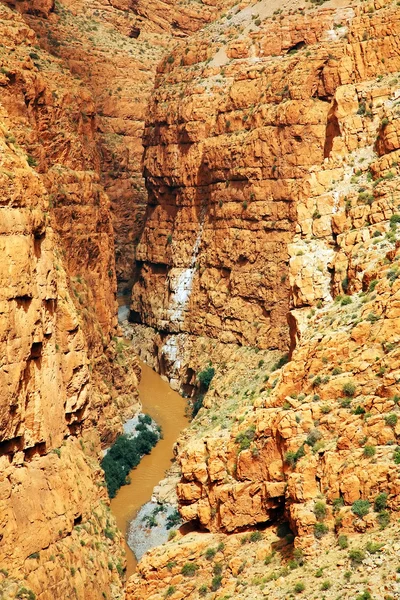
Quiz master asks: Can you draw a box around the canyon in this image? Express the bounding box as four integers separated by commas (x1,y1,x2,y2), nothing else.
1,0,400,598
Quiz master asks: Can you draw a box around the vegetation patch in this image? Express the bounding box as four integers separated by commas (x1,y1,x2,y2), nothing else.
102,414,160,498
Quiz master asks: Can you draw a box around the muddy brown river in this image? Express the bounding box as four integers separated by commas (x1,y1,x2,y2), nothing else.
110,360,188,576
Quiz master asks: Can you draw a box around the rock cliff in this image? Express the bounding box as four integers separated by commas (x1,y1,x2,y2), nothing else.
126,0,400,597
0,5,140,598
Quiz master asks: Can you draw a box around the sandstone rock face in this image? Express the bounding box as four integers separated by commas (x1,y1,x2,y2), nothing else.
0,6,140,598
126,0,400,597
159,0,400,536
131,0,400,354
17,0,236,290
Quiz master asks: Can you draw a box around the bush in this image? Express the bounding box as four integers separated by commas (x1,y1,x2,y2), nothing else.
235,427,256,452
314,523,328,539
197,366,215,390
349,548,365,564
284,445,305,467
166,509,181,530
394,446,400,464
321,581,331,590
390,213,400,228
338,535,348,549
165,586,175,598
333,497,344,512
199,585,208,597
294,582,305,593
205,547,216,560
181,563,199,577
351,499,370,518
315,568,323,578
306,429,322,448
272,353,289,371
211,575,222,591
366,541,383,554
101,422,159,498
250,531,262,542
377,510,390,529
385,413,398,427
342,382,356,397
363,445,376,457
374,492,388,511
314,501,327,521
356,591,372,600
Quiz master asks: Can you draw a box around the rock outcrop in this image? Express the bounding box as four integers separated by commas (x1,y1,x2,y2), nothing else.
0,5,140,598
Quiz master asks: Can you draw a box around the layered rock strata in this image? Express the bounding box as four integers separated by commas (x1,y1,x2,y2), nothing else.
127,0,400,597
0,6,140,598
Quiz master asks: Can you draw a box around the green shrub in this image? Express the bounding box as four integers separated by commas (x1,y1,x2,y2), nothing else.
205,547,216,560
294,582,305,593
197,366,215,390
166,509,181,530
165,586,175,598
390,213,400,228
351,499,370,518
199,585,208,597
27,155,38,167
321,581,331,590
377,510,390,529
333,497,344,512
342,382,356,397
314,523,328,539
368,279,378,292
341,295,352,306
366,541,383,554
272,353,289,371
235,427,256,452
192,394,204,418
284,446,305,466
349,548,365,564
306,428,322,447
337,535,348,549
312,375,322,388
356,591,372,600
394,446,400,463
211,575,222,591
315,568,323,578
250,531,262,542
374,492,388,511
385,413,398,427
363,445,376,457
313,501,327,521
213,563,222,576
181,562,199,577
332,367,343,375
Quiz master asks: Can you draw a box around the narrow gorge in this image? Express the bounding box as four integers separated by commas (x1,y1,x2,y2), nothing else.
2,0,400,598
